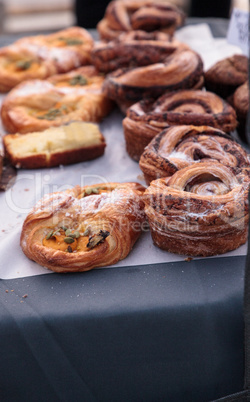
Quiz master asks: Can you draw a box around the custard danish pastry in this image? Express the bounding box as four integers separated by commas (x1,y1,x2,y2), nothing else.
0,27,94,92
20,182,146,272
1,66,113,134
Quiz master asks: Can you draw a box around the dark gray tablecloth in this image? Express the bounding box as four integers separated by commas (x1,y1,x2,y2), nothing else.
0,18,247,402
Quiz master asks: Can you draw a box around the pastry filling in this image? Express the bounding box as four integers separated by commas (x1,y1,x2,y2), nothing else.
43,227,110,253
51,37,84,46
36,104,74,120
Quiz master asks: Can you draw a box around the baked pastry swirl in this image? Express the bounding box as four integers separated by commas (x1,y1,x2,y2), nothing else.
139,125,250,184
97,0,185,41
1,66,114,134
103,49,204,107
20,182,146,273
0,27,94,92
91,30,187,73
123,89,237,160
204,54,248,99
144,161,250,256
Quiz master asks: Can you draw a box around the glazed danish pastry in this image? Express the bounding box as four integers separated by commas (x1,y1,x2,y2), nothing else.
123,89,237,160
3,121,106,169
204,54,248,99
139,125,250,184
144,161,250,256
91,30,187,73
1,66,114,134
0,27,94,92
20,182,146,273
97,0,185,41
103,49,204,106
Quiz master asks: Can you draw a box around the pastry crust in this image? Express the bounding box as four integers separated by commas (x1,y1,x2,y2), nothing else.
91,30,188,73
103,49,204,105
144,161,250,256
123,89,237,160
0,27,94,92
97,0,185,41
1,66,114,134
204,54,248,99
233,81,249,142
20,182,146,273
139,125,250,184
3,121,106,169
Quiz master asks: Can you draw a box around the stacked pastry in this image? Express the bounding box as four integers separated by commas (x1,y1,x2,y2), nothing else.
0,33,114,169
91,2,204,112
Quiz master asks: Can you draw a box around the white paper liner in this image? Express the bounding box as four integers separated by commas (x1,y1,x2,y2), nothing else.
0,24,246,279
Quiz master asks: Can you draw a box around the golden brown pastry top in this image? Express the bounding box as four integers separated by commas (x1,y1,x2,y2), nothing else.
0,27,94,92
97,0,185,40
233,81,249,117
20,182,146,273
1,66,114,134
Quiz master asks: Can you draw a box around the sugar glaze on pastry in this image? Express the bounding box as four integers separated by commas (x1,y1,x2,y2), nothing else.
20,182,146,272
144,161,250,257
1,66,113,134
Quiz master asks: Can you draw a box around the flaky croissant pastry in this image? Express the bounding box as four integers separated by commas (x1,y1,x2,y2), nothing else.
139,125,250,184
20,182,146,273
1,66,113,134
0,27,94,92
123,89,237,160
144,161,250,256
97,0,185,41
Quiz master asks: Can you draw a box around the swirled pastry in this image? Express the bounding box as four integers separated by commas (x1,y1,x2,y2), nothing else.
20,182,146,273
1,66,114,134
204,54,248,99
3,121,106,169
91,30,188,73
233,81,249,142
144,161,250,256
0,27,94,92
103,49,204,107
97,0,185,41
123,89,237,160
139,125,250,184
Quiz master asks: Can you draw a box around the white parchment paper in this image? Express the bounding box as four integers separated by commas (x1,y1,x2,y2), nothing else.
0,24,245,279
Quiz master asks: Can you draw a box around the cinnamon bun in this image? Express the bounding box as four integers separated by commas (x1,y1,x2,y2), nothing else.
233,81,249,143
0,27,94,92
103,49,204,106
20,182,146,273
144,161,250,256
1,66,114,134
204,54,248,99
139,125,250,184
123,89,237,160
91,30,187,73
97,0,185,41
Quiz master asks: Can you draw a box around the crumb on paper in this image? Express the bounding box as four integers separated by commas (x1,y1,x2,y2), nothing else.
22,294,28,298
185,257,193,262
